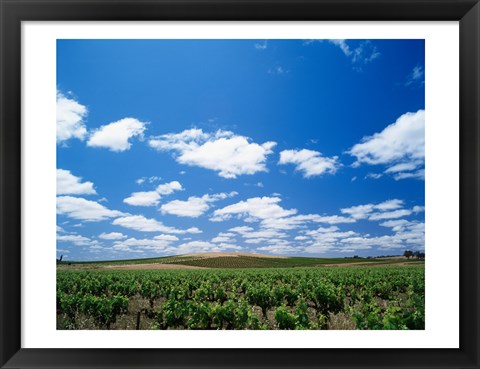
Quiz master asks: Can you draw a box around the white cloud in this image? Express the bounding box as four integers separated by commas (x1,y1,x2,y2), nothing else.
156,181,183,195
56,169,97,195
149,128,276,178
365,173,383,180
348,110,424,180
341,199,405,220
351,41,380,64
340,204,374,220
56,91,88,143
259,213,352,230
368,209,412,221
124,191,161,206
384,162,418,173
375,199,404,211
166,240,242,255
57,196,125,221
113,236,177,250
123,181,183,207
211,196,297,222
257,245,298,254
154,234,178,241
112,215,199,234
393,169,425,180
311,215,356,224
160,192,237,218
328,40,380,66
340,221,424,251
87,118,147,151
413,205,425,213
279,149,339,178
99,232,127,240
330,39,351,56
136,176,162,185
254,40,268,50
211,235,235,243
405,65,424,86
57,234,96,246
229,226,288,240
229,226,254,233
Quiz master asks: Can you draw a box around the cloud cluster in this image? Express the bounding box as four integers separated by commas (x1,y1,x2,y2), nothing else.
161,191,238,218
329,40,380,66
348,110,425,180
123,181,183,207
211,196,297,222
149,128,276,178
87,118,147,152
341,199,404,220
112,215,201,234
99,232,127,240
57,169,96,195
278,149,339,177
57,196,125,221
56,92,88,143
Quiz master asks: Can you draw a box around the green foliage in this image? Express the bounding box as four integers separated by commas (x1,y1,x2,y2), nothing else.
57,266,425,330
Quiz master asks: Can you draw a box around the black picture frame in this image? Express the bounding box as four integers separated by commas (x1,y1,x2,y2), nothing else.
1,0,479,368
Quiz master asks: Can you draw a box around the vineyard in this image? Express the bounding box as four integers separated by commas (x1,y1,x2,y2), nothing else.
57,266,425,330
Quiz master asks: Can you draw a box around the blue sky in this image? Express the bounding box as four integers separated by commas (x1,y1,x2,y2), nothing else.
56,39,425,261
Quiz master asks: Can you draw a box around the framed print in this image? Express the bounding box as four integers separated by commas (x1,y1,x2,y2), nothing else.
1,0,479,368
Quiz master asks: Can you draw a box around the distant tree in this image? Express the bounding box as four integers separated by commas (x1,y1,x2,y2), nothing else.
414,251,425,259
403,250,413,259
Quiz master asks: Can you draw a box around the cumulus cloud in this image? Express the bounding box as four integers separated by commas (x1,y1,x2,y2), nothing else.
57,169,96,195
309,215,356,224
348,110,424,180
149,128,276,178
211,232,236,243
112,236,178,251
112,215,200,234
340,221,424,250
57,234,99,246
257,244,298,254
260,213,354,231
123,181,183,207
278,149,340,177
57,196,125,221
167,240,242,255
56,91,88,143
87,118,147,152
368,209,412,221
229,226,288,240
161,192,237,218
341,199,404,220
156,181,183,195
211,196,297,222
99,232,127,240
123,191,161,207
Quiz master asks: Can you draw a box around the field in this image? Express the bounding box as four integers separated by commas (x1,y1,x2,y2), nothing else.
58,252,422,269
57,255,425,330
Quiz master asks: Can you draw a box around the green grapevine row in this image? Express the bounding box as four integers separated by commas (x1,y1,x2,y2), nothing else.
57,266,424,330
